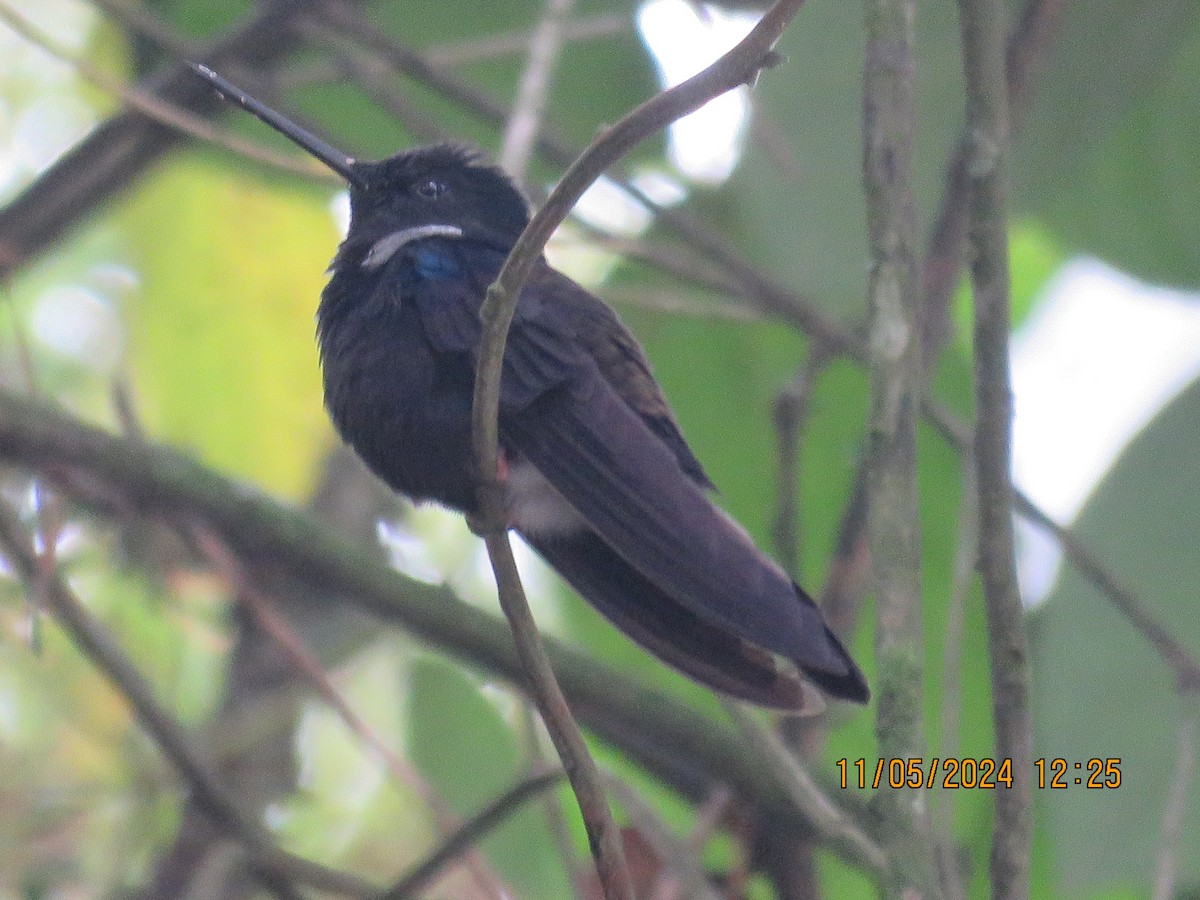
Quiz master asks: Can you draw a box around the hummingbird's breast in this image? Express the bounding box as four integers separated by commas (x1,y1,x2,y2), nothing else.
318,277,479,512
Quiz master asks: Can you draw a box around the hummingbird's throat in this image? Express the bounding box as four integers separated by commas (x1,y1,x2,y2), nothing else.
362,224,465,269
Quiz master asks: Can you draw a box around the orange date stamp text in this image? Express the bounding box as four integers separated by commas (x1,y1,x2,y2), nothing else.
835,757,1123,790
836,757,1013,789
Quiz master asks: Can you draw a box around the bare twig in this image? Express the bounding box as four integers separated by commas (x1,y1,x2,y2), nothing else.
771,350,831,576
0,501,374,900
481,531,638,899
0,1,336,182
473,0,809,498
500,0,576,180
721,700,888,882
379,770,565,900
1151,694,1200,900
1013,492,1200,689
455,337,639,882
190,527,508,900
920,0,1070,363
934,457,978,900
955,0,1033,895
428,13,628,68
468,4,808,897
603,774,722,900
861,0,937,894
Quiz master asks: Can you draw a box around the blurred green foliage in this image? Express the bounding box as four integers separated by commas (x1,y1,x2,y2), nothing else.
0,0,1197,896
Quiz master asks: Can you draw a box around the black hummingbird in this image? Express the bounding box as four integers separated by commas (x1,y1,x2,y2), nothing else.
195,65,868,710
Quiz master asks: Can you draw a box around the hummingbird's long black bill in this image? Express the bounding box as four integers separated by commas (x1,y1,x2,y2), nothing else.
190,63,366,189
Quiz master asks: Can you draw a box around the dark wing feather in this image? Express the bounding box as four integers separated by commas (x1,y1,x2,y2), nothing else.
536,268,711,487
414,249,710,481
407,243,578,408
406,241,866,701
412,247,706,481
525,530,812,710
502,371,867,700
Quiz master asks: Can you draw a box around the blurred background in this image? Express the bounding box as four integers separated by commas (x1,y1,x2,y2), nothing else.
0,0,1197,897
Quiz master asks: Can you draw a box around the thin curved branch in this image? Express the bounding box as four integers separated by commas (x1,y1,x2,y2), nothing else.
468,3,806,896
471,0,807,499
500,0,575,180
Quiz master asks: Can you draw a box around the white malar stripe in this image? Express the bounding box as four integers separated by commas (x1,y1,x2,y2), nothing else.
362,224,464,269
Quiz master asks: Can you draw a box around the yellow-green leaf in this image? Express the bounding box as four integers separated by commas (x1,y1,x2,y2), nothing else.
123,156,339,498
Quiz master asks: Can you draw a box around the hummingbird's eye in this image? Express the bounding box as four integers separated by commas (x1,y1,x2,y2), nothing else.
414,179,448,200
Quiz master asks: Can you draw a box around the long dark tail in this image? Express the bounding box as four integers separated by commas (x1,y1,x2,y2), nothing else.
526,529,824,710
504,381,868,701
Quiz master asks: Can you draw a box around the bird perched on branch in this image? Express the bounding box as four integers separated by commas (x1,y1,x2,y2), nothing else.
194,65,868,711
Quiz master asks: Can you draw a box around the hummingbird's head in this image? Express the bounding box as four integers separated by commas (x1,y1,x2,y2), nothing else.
188,66,530,264
346,145,531,262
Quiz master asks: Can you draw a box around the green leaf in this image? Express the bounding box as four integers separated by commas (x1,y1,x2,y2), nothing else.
142,0,257,41
726,0,1200,316
407,656,571,899
726,0,968,312
1013,5,1200,287
1030,376,1200,895
121,155,339,498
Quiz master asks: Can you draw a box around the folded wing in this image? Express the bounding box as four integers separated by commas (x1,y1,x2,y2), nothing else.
502,371,867,702
409,242,868,703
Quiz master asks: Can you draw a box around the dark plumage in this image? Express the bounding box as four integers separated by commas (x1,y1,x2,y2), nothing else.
184,67,862,706
316,144,869,710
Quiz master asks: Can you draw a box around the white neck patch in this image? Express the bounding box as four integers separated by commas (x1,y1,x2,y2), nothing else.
361,224,464,270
